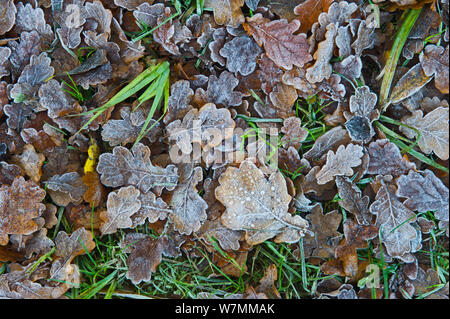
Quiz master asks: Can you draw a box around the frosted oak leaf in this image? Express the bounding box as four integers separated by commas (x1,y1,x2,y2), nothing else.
316,144,364,184
96,143,179,194
215,161,310,245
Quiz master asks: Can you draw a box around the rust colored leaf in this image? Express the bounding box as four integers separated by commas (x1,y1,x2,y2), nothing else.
294,0,334,33
82,172,106,209
244,14,312,70
302,204,342,259
255,264,281,299
216,160,310,245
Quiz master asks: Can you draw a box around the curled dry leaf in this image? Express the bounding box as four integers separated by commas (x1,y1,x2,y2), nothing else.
205,0,245,28
216,160,310,245
133,3,164,28
396,170,449,223
316,144,364,184
169,166,208,235
389,63,432,105
400,107,449,160
97,143,179,194
306,23,337,83
0,177,46,245
114,0,150,10
100,186,141,235
244,14,312,70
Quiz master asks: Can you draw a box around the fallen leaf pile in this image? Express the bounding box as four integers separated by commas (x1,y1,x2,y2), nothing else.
0,0,448,299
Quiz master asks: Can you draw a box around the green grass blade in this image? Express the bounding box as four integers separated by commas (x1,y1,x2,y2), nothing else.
379,8,422,110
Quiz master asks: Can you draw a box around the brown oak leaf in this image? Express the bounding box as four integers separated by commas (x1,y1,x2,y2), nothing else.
219,36,262,76
50,228,95,283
